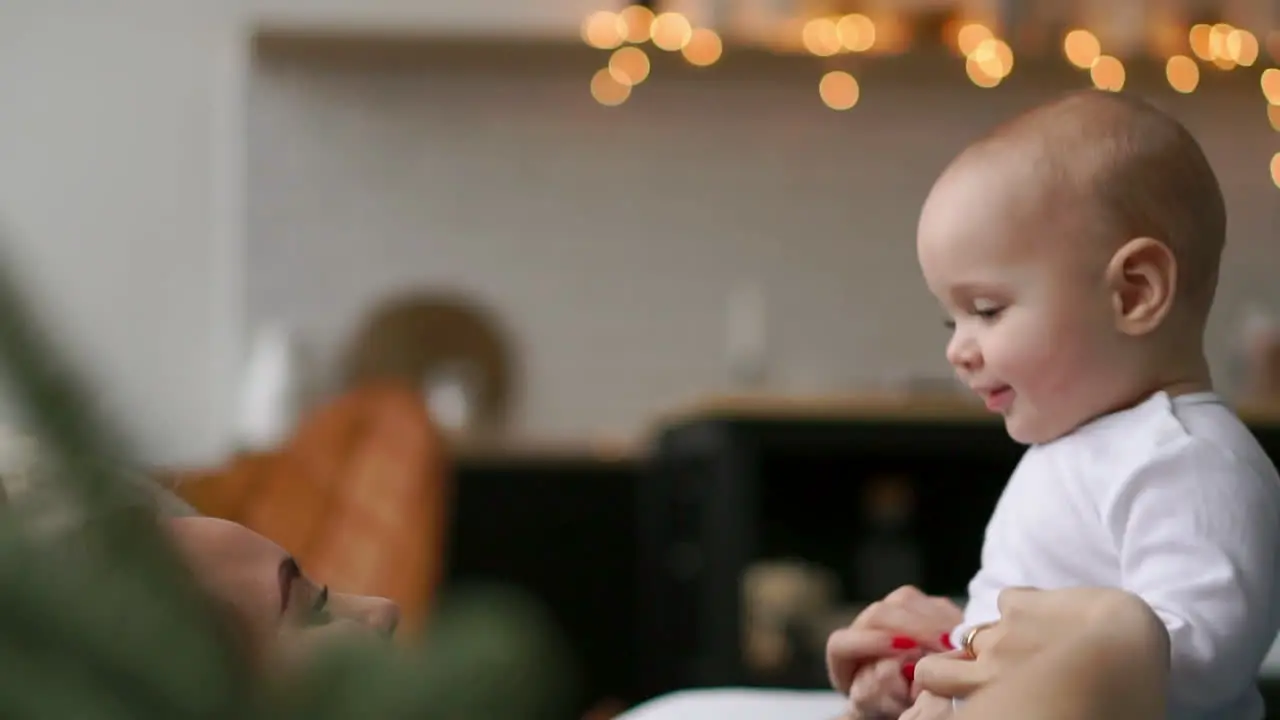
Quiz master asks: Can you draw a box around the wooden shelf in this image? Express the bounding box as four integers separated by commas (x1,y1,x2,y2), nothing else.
450,435,639,464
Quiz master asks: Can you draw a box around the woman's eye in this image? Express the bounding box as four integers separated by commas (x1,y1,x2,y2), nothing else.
973,306,1004,320
308,586,331,626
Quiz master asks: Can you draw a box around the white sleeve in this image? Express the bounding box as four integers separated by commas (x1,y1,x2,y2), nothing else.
1105,438,1280,711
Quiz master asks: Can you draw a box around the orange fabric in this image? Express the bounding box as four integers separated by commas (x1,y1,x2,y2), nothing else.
171,383,449,638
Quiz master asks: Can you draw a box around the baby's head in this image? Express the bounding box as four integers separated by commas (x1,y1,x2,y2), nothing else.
917,90,1225,444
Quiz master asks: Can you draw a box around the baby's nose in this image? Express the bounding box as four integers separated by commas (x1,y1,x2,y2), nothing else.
946,334,982,371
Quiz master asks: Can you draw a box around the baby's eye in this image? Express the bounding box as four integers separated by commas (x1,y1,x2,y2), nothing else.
971,300,1004,320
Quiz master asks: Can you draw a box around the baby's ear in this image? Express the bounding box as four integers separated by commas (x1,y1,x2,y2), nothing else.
1106,237,1177,336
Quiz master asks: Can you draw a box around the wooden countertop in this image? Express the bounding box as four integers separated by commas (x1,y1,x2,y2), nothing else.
657,392,1280,428
448,393,1280,463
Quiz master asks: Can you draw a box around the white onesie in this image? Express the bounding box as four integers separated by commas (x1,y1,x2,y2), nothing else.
950,391,1280,720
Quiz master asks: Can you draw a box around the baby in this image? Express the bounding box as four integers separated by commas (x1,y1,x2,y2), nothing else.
830,89,1280,719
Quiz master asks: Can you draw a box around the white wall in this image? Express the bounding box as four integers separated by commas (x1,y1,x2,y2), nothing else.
0,0,587,465
249,0,602,36
2,0,1277,461
0,1,248,465
246,52,1280,443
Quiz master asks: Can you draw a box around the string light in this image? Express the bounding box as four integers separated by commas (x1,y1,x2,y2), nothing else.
958,26,1012,88
1189,24,1213,60
1209,23,1236,68
590,68,630,106
618,4,654,44
965,56,1001,88
1263,69,1280,105
651,12,693,51
837,14,876,53
682,28,723,66
971,38,1013,79
1166,55,1200,93
1226,28,1259,66
956,23,992,57
581,0,1280,211
818,71,860,110
1090,55,1126,91
582,11,625,50
1063,29,1101,69
609,46,651,85
802,17,842,56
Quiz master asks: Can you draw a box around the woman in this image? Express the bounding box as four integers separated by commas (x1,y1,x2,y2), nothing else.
621,587,1170,720
0,426,401,669
167,516,400,671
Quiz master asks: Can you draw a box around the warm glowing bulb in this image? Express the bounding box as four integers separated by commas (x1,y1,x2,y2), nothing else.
1208,23,1232,59
619,5,655,44
965,57,1001,88
818,70,860,110
1063,29,1101,69
1189,23,1213,60
970,38,1013,79
1227,28,1259,66
650,12,693,51
590,68,631,106
1262,68,1280,105
957,23,993,56
1090,55,1125,91
582,11,625,49
802,18,842,56
1271,152,1280,188
1165,55,1200,93
608,46,650,85
681,28,723,66
837,14,876,52
1267,105,1280,132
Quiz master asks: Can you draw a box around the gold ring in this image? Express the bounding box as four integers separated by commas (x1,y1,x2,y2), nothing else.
961,622,994,660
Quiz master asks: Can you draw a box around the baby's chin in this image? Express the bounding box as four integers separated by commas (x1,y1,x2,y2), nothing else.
1003,413,1075,446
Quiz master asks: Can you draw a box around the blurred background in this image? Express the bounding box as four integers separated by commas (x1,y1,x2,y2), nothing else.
3,0,1280,717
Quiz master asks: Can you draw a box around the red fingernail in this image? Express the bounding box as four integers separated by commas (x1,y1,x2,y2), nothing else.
901,661,916,683
940,633,955,650
891,636,918,650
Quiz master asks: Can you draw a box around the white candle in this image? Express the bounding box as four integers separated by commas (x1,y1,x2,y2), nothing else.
726,281,769,387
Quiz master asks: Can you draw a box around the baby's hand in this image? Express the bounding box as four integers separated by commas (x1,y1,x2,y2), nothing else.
848,657,914,718
826,586,960,694
900,691,952,720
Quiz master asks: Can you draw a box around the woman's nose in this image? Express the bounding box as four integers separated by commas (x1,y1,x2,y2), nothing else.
331,593,401,638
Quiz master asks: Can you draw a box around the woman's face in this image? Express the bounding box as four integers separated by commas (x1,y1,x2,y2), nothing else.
166,517,400,669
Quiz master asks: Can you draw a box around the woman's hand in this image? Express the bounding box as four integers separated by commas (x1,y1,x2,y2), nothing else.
912,586,1160,700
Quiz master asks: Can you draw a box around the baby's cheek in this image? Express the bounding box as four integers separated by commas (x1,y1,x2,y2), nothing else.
1007,317,1088,391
